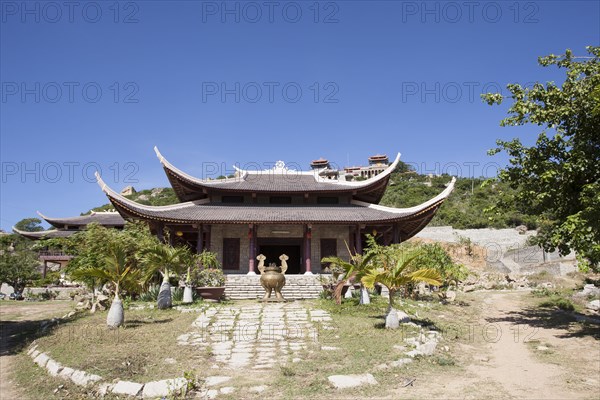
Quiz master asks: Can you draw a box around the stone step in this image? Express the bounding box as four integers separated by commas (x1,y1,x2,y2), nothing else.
224,274,325,300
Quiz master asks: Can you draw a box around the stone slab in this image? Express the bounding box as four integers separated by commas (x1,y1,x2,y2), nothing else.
142,377,187,398
112,380,144,396
328,373,378,389
33,352,50,368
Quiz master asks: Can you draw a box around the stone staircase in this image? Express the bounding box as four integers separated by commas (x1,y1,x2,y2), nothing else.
225,274,325,300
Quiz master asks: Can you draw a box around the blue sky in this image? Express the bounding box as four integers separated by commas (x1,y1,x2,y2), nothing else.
1,0,598,231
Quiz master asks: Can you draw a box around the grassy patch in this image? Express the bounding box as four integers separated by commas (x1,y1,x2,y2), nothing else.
35,306,202,382
269,295,474,399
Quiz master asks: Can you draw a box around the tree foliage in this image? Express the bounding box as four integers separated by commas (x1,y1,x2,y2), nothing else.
482,46,600,271
0,235,40,292
321,246,376,305
70,242,142,298
141,243,194,284
14,217,44,232
52,221,159,294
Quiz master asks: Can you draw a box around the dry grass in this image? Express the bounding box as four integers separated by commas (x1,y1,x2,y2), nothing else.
35,306,203,382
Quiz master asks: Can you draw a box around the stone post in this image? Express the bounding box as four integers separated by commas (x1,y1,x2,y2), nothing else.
247,224,257,275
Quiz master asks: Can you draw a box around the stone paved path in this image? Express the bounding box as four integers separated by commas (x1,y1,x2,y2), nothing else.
177,303,333,370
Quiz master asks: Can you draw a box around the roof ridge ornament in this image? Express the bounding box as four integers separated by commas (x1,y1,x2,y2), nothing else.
273,160,287,172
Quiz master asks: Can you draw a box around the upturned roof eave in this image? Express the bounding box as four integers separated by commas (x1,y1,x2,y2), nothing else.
96,172,455,227
154,146,400,202
36,210,125,228
12,226,77,239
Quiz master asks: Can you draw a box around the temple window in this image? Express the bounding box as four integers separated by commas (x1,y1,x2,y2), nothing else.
270,196,292,204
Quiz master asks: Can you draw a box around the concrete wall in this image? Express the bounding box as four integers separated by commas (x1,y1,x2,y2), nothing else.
310,224,351,273
210,224,249,274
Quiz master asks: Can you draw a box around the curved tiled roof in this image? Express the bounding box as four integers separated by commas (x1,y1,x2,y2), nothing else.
154,147,400,203
12,227,78,240
37,211,125,228
96,172,455,230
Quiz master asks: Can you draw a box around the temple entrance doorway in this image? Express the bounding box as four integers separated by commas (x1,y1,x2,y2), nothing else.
258,238,302,274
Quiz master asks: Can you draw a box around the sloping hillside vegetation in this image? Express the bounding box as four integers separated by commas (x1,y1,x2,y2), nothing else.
380,171,537,229
88,188,178,213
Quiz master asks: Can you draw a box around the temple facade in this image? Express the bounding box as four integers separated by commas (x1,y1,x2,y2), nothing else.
96,147,455,275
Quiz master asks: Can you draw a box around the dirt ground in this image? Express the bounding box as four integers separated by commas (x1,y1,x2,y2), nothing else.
397,291,600,400
0,300,74,399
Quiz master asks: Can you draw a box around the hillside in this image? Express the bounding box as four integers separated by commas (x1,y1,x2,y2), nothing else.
88,187,178,213
381,171,537,229
89,171,537,229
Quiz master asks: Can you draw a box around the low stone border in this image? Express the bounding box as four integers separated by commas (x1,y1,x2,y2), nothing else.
27,344,188,398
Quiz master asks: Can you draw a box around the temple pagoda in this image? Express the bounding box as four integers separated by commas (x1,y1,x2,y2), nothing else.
95,147,455,275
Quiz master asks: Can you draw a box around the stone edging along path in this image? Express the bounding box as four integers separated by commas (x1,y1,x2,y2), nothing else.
27,343,188,398
25,305,213,398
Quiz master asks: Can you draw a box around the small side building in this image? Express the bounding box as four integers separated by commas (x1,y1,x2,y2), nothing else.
13,211,125,277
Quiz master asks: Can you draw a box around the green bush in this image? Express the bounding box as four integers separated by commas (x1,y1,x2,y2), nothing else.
191,267,225,287
539,296,575,311
172,287,184,302
139,285,160,302
25,289,58,301
32,271,61,287
556,298,575,311
409,243,469,288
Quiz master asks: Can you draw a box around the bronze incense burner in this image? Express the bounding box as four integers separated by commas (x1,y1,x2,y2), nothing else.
257,254,288,301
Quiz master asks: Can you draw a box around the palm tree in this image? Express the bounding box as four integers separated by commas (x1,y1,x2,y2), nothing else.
141,244,190,309
70,243,141,328
321,250,375,305
362,247,441,329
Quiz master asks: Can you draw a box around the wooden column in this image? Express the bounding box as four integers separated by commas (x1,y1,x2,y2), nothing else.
393,223,400,244
196,224,204,262
247,224,257,275
205,225,211,251
168,228,175,246
156,222,165,243
355,224,362,254
304,224,313,274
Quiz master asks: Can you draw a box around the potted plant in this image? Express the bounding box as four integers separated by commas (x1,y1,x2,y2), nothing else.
190,251,224,301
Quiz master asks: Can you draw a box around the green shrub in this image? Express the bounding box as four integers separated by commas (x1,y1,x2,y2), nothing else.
191,267,225,287
172,287,184,302
539,296,575,311
25,289,58,301
556,298,575,311
139,285,160,302
32,271,61,287
410,243,469,289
